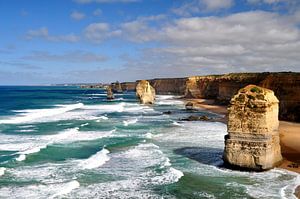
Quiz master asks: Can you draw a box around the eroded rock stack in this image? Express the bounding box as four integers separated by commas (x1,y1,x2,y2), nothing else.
223,85,282,170
106,86,114,100
136,80,155,104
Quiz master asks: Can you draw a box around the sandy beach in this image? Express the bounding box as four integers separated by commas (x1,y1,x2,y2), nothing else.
185,99,300,173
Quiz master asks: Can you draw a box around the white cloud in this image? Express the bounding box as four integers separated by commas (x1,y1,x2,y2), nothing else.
26,27,80,42
84,23,121,42
203,0,233,11
70,10,86,20
118,11,300,76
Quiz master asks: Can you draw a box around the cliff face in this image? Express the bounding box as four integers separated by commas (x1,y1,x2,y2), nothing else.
260,73,300,122
183,72,300,122
136,80,156,104
224,85,282,170
217,73,270,103
149,78,186,95
121,82,136,91
117,72,299,122
185,76,220,99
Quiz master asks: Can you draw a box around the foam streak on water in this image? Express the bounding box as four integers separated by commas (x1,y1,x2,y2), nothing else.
0,103,84,124
79,148,110,169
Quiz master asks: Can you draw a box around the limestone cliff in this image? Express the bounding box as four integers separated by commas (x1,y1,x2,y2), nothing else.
117,72,300,122
149,78,186,95
184,76,220,99
121,82,136,91
223,85,282,170
260,73,300,122
136,80,156,104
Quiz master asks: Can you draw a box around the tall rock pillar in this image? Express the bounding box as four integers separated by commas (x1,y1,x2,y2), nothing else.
223,85,282,170
136,80,155,104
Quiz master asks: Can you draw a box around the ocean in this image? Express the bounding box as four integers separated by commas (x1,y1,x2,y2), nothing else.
0,86,299,199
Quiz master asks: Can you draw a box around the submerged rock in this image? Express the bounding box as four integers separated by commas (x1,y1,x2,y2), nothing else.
223,85,282,171
106,86,114,100
185,102,195,110
181,115,210,121
136,80,156,104
163,111,172,115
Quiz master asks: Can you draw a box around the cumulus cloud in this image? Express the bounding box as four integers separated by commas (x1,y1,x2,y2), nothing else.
84,23,121,42
22,50,108,63
118,11,300,76
26,27,80,42
70,10,86,20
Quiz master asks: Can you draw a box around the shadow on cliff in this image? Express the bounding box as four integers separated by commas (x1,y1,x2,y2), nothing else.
174,147,224,167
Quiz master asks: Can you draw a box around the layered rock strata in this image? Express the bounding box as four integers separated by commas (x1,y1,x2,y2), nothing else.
136,80,156,104
223,85,282,170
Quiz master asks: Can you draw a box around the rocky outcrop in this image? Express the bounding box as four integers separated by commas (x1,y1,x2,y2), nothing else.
111,81,123,93
181,115,210,121
136,80,156,104
106,86,114,100
223,85,282,170
183,72,300,122
185,102,195,110
117,72,300,122
149,78,186,95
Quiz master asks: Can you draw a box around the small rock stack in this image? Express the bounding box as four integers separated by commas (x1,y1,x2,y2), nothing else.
106,86,114,100
223,85,282,170
136,80,155,104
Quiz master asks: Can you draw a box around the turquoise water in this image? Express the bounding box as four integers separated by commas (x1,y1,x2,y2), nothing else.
0,86,299,199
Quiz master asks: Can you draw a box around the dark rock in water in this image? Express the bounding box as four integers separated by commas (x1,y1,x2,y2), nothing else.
295,186,300,199
181,115,210,121
163,111,172,115
185,102,195,110
106,86,114,100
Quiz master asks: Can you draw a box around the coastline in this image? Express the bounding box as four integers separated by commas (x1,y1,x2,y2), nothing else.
184,98,300,198
185,98,300,173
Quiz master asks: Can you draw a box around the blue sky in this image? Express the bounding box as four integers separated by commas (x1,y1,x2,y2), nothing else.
0,0,299,85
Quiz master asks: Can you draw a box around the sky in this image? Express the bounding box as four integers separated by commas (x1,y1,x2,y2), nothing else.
0,0,300,85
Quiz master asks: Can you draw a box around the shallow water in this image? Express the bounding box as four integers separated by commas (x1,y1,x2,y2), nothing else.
0,86,299,199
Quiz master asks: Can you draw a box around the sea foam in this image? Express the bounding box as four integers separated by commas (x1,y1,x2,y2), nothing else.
50,180,80,198
79,148,110,169
123,118,138,126
0,167,6,176
0,103,84,124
